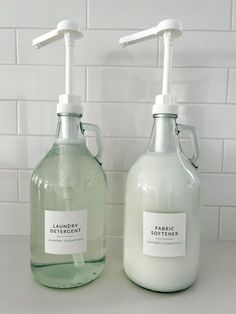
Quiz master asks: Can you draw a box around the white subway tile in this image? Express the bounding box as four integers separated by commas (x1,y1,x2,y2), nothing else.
179,104,236,139
201,174,236,206
0,101,16,134
18,29,157,66
18,171,32,203
160,31,236,67
0,136,53,169
200,206,219,240
18,101,57,135
0,171,17,202
0,0,86,28
180,140,222,173
89,0,231,30
87,67,227,103
0,203,29,235
84,102,153,137
0,65,85,100
227,69,236,103
0,30,15,64
107,171,127,204
220,207,236,240
224,140,236,172
106,204,124,237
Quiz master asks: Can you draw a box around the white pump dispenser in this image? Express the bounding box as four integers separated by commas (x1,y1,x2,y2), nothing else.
120,19,200,292
33,20,83,116
120,19,181,116
120,18,199,166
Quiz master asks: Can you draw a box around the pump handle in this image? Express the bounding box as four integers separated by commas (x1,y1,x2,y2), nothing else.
178,124,199,168
119,19,182,47
33,20,83,49
82,123,103,164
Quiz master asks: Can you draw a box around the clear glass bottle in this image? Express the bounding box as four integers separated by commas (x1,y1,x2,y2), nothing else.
30,113,107,288
124,113,200,292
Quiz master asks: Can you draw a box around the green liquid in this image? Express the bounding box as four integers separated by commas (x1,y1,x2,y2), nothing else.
31,259,105,289
30,141,107,289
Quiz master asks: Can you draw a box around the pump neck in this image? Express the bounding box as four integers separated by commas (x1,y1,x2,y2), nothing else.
147,114,179,153
55,113,84,142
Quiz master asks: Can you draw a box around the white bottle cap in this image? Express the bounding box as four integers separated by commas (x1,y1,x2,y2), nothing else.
57,94,83,115
152,94,178,115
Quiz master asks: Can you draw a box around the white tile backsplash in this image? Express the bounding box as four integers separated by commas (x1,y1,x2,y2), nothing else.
181,140,223,173
107,204,124,237
0,203,29,235
18,101,57,135
87,67,227,103
219,207,236,240
0,66,85,101
227,69,236,103
0,136,53,169
0,0,86,28
18,171,32,203
0,171,17,202
201,174,236,207
89,0,231,30
179,104,236,139
0,0,235,239
107,172,127,204
0,101,16,134
0,30,15,64
224,140,236,172
160,31,236,67
200,207,219,240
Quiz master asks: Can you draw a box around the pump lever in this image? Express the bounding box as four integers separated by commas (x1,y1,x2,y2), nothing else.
33,20,83,49
119,19,182,47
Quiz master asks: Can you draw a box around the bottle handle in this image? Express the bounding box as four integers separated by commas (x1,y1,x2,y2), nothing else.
177,123,199,168
81,123,103,163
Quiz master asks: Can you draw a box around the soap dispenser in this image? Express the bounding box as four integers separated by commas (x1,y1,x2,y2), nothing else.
30,20,107,288
119,19,200,292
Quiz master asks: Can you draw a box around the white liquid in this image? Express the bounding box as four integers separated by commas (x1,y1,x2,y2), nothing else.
124,151,200,292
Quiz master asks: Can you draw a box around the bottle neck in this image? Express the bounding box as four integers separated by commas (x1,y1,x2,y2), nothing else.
147,114,179,153
56,113,85,142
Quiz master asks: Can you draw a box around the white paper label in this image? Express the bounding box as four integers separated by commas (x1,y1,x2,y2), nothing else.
45,209,87,255
143,212,186,257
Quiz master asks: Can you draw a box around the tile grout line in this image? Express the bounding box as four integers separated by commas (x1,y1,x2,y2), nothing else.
85,66,88,101
16,100,19,135
14,29,18,64
218,207,222,240
16,170,19,202
221,140,225,172
86,0,89,29
226,67,230,103
231,0,234,31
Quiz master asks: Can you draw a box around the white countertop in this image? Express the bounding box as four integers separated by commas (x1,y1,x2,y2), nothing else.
1,236,236,314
